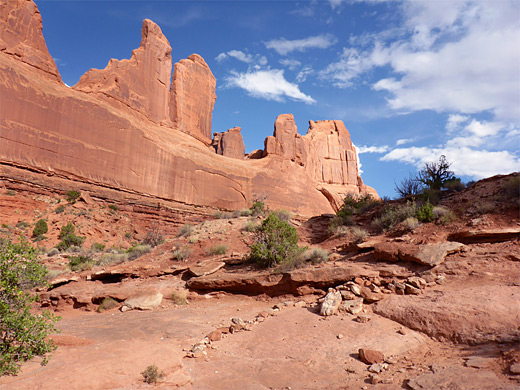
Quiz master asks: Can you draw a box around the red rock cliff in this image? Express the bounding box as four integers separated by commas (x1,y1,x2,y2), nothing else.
0,0,376,216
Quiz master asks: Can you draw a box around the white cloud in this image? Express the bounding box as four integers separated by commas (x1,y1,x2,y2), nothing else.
357,145,389,154
296,67,313,83
328,0,344,9
280,59,301,70
446,114,469,132
396,138,413,146
224,69,316,104
264,34,337,55
216,50,267,66
381,146,520,179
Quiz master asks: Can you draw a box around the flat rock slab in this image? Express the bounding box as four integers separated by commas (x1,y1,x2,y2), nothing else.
374,285,520,344
189,260,225,277
187,264,378,296
374,241,464,267
448,228,520,244
407,365,517,390
122,288,163,311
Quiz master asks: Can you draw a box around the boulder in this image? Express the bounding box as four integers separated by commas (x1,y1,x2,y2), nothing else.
211,127,245,159
374,242,401,262
358,349,384,364
170,54,216,144
320,289,342,316
121,288,163,311
74,19,172,123
374,241,464,267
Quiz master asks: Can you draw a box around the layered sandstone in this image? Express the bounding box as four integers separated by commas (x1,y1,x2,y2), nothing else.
0,0,376,216
0,0,60,81
74,19,172,123
170,54,216,144
211,127,245,159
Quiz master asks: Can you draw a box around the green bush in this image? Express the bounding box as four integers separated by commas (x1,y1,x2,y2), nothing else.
249,213,304,268
0,238,60,375
402,217,420,231
97,297,120,312
273,209,292,222
213,211,233,219
47,248,60,257
239,208,253,217
108,204,118,211
372,201,417,232
90,242,106,253
416,201,434,223
56,223,85,251
55,205,65,214
68,255,94,272
98,253,129,266
501,176,520,202
66,190,80,204
32,219,48,238
126,244,151,261
206,244,228,256
242,220,259,232
250,199,266,216
15,221,29,230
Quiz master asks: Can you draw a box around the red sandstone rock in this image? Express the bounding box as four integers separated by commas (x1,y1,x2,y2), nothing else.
263,114,306,164
359,349,384,364
74,19,172,123
170,54,216,144
211,127,245,159
0,0,60,81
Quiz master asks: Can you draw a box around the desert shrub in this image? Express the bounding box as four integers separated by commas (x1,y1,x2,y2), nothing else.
108,204,118,211
127,244,151,261
16,221,29,230
97,297,120,312
124,232,132,239
91,242,106,253
66,190,80,204
242,220,259,232
55,205,65,214
501,176,520,202
402,217,420,231
249,213,304,268
56,223,85,251
273,209,292,222
250,199,266,216
141,364,164,384
232,210,241,218
98,253,129,266
416,201,434,223
372,201,416,232
0,238,60,375
68,255,94,272
5,190,16,196
444,178,464,192
272,255,306,273
350,226,368,243
142,222,163,248
303,247,329,264
47,248,60,257
32,219,48,238
328,215,353,234
170,289,188,305
395,174,423,198
417,155,457,191
333,225,350,236
331,194,379,233
177,223,194,238
471,200,495,215
172,246,191,261
68,245,81,253
213,211,233,219
206,244,228,256
240,208,253,217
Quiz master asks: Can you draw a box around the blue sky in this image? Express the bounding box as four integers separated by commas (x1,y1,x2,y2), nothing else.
36,0,520,198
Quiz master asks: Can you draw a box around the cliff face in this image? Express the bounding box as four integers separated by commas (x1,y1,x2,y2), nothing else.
0,0,376,216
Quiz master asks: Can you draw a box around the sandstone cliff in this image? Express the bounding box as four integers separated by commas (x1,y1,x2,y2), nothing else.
0,0,376,216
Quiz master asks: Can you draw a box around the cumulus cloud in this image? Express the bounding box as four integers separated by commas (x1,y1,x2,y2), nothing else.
396,138,413,146
216,50,267,66
357,145,389,154
280,59,301,70
381,146,520,179
296,67,313,83
224,69,316,104
265,34,337,55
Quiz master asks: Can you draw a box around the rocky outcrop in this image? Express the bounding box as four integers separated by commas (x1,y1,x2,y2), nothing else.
0,0,60,81
211,127,245,159
170,54,216,144
0,0,377,217
74,19,172,123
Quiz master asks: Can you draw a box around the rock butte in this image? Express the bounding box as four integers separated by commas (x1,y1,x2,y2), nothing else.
0,0,376,216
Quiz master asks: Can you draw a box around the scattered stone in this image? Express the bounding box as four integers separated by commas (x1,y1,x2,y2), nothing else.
406,276,426,289
510,363,520,375
339,298,364,315
337,334,344,339
405,284,422,295
397,327,407,335
257,311,269,318
369,374,380,384
207,330,222,342
355,314,371,323
231,317,243,325
188,261,225,277
340,290,357,300
368,363,388,373
294,300,306,308
320,289,342,316
359,349,384,365
359,287,384,303
385,356,398,364
229,323,244,333
121,288,163,312
435,275,446,285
